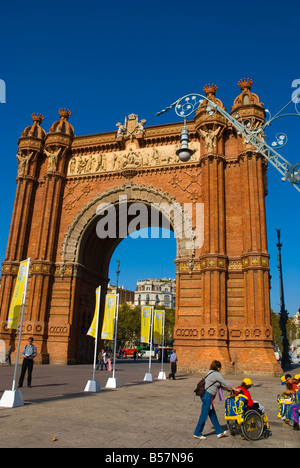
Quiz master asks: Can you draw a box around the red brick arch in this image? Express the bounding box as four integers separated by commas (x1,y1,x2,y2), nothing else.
61,181,193,266
0,87,281,373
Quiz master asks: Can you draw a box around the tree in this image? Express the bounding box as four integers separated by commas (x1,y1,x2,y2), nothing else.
164,308,175,344
117,303,141,346
271,310,281,350
271,309,300,354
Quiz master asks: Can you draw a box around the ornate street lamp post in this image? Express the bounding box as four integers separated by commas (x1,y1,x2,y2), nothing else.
276,229,290,369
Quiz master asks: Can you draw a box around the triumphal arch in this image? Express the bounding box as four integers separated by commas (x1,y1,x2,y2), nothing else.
0,80,280,373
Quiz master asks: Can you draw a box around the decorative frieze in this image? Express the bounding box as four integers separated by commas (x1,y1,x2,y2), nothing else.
241,254,269,269
177,255,269,273
176,256,228,273
67,142,200,176
229,327,273,340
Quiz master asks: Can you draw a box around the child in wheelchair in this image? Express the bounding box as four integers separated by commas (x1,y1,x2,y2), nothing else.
277,374,300,427
235,378,265,414
224,378,269,440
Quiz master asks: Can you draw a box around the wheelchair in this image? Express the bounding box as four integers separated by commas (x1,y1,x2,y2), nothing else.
224,393,271,441
277,395,293,423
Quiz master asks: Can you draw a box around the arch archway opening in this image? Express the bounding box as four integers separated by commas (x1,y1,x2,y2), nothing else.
70,200,179,364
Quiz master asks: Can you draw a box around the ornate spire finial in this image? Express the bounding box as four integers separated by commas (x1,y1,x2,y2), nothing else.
59,108,71,120
48,108,74,136
238,78,253,92
31,113,44,125
203,84,218,97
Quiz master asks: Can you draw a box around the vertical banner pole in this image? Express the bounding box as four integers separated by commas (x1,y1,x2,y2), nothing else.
148,306,154,375
112,293,119,380
161,310,165,373
12,258,31,392
144,306,154,381
105,294,120,388
92,286,101,382
84,286,101,392
157,309,166,380
0,258,31,408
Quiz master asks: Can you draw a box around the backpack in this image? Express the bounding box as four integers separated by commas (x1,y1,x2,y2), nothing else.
194,371,216,397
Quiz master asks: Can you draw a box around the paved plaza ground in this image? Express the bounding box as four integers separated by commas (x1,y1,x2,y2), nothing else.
0,359,300,450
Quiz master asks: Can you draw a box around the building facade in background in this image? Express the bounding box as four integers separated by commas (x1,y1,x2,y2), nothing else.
134,278,175,308
107,284,135,305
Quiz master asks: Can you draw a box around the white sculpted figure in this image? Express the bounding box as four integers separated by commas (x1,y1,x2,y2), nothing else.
44,148,61,171
199,127,220,152
16,151,34,175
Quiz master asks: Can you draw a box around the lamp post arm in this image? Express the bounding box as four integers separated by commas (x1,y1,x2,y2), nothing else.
156,93,300,192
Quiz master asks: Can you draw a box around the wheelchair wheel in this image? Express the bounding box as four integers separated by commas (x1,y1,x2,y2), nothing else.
241,410,264,441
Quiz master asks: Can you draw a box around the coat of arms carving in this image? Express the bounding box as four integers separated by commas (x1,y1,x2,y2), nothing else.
116,114,146,141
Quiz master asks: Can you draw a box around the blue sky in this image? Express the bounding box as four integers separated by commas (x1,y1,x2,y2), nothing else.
0,0,299,316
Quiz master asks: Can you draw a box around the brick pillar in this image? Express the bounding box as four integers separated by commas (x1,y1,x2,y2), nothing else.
232,151,279,372
0,114,45,353
25,110,74,363
227,78,280,373
174,84,231,371
195,149,230,368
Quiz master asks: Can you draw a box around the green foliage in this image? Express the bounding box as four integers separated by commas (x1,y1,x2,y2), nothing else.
271,310,281,348
117,303,140,344
271,309,300,352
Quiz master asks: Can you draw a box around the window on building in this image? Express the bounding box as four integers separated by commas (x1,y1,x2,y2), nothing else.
164,295,170,305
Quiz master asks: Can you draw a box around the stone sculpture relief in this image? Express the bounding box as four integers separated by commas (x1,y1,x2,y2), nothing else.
67,142,200,176
116,114,146,140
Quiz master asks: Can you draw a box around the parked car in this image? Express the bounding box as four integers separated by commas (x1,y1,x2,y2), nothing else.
118,348,139,359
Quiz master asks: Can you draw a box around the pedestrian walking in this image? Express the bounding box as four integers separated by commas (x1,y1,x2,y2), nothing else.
18,337,37,388
4,344,12,365
102,349,109,370
107,348,112,371
96,351,102,370
193,360,236,440
168,349,177,380
97,348,108,371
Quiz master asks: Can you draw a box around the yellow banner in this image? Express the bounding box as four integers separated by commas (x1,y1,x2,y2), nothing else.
153,310,164,345
87,287,101,338
7,259,30,330
141,306,152,343
101,294,117,340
